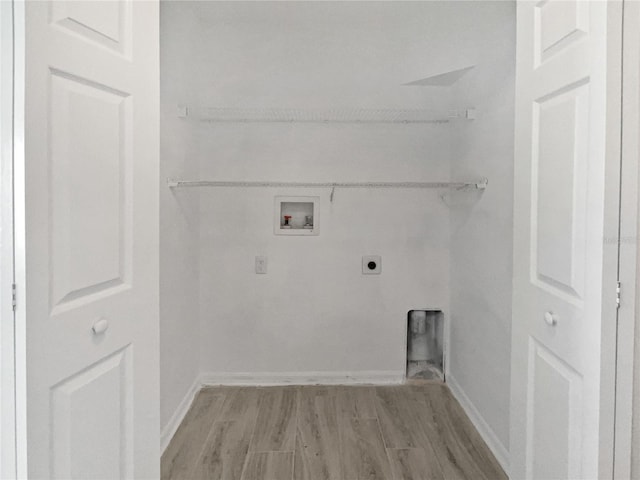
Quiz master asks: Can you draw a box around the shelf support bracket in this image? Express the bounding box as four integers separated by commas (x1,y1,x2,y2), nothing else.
476,177,488,189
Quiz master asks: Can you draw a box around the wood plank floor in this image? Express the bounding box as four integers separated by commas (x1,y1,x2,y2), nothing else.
161,384,507,480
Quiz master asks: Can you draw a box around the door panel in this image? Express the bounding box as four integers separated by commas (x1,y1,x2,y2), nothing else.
536,0,589,64
511,1,621,478
49,70,131,312
51,346,132,479
527,338,582,480
24,1,159,478
533,80,588,301
49,1,131,56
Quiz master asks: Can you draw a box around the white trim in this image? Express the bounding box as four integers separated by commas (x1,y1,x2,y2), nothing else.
597,3,626,477
160,375,201,454
447,374,510,476
0,1,16,478
11,0,26,476
620,1,640,477
200,370,405,387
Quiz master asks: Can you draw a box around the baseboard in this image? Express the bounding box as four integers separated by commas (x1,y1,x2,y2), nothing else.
160,375,202,454
446,374,510,475
200,370,405,386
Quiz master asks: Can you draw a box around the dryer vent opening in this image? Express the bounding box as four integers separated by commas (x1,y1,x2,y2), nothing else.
407,310,444,381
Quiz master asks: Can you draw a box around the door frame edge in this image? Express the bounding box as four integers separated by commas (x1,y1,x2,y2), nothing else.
613,0,640,478
11,0,27,478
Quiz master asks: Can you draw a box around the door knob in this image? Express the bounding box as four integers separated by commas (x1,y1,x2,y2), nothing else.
544,311,557,326
92,318,109,335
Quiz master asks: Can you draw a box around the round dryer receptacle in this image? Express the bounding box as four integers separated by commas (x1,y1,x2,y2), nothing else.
362,255,381,274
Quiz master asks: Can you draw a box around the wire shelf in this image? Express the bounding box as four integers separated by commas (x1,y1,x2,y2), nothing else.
195,107,454,124
166,179,488,190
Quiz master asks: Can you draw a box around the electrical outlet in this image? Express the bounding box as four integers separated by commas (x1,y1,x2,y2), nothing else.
176,104,189,118
255,256,268,274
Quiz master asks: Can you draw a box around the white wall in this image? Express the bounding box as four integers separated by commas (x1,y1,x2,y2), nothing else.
188,1,456,379
197,137,450,378
447,1,516,466
159,4,202,433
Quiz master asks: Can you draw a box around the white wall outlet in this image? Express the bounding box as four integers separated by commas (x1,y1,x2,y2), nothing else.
177,104,189,118
362,255,381,274
255,256,268,274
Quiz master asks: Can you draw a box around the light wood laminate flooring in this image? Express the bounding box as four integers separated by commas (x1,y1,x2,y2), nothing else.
161,384,507,480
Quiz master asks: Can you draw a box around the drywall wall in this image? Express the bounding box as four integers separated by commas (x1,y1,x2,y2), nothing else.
159,4,202,434
180,1,461,378
447,1,516,464
197,135,450,377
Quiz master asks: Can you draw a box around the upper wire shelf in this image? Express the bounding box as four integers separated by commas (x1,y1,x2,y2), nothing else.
183,107,471,125
166,179,488,190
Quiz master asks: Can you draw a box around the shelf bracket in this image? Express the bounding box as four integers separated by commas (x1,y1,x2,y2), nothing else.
476,177,488,189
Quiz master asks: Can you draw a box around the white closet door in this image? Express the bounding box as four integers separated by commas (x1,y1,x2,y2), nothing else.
510,1,622,479
1,1,16,478
23,1,160,478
